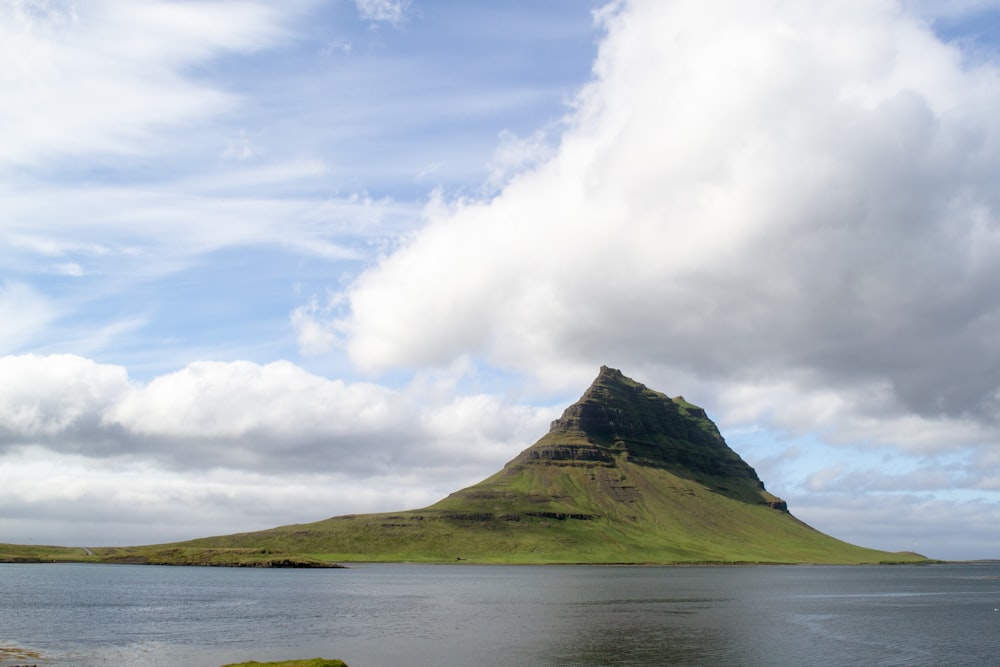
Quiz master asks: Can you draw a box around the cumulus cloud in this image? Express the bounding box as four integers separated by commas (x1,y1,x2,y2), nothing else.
335,0,1000,455
0,354,128,455
713,378,999,455
0,354,556,477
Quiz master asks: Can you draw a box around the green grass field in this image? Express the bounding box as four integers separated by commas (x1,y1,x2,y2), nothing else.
155,452,923,565
2,459,923,566
0,433,927,567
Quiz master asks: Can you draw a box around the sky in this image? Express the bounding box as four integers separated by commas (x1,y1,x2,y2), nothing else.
3,0,1000,561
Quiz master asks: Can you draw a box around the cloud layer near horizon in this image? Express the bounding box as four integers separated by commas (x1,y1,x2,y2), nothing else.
0,352,558,544
0,354,554,476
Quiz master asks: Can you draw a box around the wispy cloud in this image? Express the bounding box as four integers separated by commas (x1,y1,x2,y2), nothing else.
355,0,409,26
0,282,57,353
291,295,343,356
0,0,292,167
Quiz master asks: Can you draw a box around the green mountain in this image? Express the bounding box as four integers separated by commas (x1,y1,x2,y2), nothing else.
10,367,923,565
141,366,920,564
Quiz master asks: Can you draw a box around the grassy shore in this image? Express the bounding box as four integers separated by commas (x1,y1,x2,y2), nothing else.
0,543,341,567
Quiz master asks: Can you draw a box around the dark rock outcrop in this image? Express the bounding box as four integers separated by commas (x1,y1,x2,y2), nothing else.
514,366,777,507
516,443,616,466
546,367,759,478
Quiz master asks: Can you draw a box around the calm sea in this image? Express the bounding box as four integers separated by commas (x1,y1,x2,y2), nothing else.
1,562,998,666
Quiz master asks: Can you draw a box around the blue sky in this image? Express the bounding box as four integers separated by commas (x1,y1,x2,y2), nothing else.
3,0,1000,560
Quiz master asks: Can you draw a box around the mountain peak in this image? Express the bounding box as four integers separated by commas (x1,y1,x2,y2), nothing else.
537,367,765,495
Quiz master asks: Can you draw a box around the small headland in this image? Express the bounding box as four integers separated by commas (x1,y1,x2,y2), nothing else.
0,544,345,568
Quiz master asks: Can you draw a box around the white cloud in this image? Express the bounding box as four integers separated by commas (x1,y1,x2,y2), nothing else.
0,0,391,323
0,0,293,167
335,0,1000,455
2,0,998,558
355,0,408,26
485,129,555,193
0,354,554,477
421,393,557,464
0,448,447,545
291,296,342,356
111,360,370,438
0,180,378,291
714,378,999,455
0,354,128,439
0,352,993,557
791,491,1000,560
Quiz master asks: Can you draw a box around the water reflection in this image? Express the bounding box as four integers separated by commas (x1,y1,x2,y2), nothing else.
458,567,753,666
544,616,729,666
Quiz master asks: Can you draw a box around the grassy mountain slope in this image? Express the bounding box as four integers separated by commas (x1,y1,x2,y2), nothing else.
2,367,925,565
169,464,907,564
113,367,921,565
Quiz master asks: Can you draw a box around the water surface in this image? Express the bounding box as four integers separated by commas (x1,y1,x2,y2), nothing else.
1,562,998,666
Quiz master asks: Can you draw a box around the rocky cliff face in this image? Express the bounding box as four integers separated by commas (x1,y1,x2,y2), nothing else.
436,366,788,522
517,366,769,493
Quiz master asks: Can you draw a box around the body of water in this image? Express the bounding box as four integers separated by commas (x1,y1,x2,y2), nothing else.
1,562,998,666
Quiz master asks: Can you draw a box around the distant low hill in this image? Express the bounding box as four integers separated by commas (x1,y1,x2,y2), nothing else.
3,367,926,565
